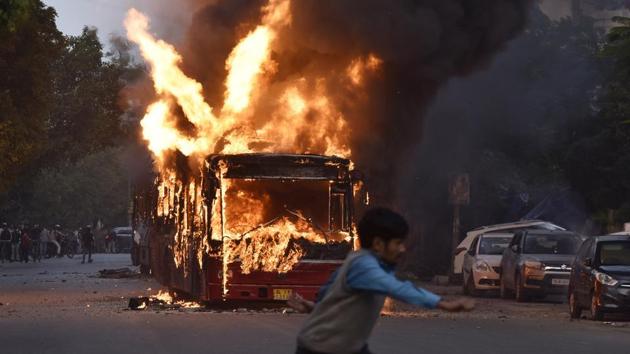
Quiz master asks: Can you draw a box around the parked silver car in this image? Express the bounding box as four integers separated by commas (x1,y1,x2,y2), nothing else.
462,232,513,296
453,220,565,280
500,230,581,302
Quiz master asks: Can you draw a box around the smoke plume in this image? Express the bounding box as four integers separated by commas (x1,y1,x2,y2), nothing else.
176,0,531,203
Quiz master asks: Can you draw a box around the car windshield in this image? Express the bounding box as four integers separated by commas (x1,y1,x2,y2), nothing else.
598,242,630,266
523,234,579,255
478,236,512,255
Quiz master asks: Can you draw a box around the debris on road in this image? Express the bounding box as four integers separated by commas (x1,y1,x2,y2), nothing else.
603,321,629,328
127,296,190,311
97,268,141,279
128,296,154,310
128,291,202,311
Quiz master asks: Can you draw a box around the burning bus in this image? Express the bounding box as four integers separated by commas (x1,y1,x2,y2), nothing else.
132,153,366,302
123,1,375,302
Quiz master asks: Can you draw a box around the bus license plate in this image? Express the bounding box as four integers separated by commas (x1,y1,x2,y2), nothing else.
273,288,292,300
551,278,569,286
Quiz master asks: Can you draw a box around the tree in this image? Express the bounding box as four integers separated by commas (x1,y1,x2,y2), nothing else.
0,0,36,32
42,27,139,166
565,16,630,225
0,1,64,193
25,147,130,227
403,8,607,273
0,14,145,224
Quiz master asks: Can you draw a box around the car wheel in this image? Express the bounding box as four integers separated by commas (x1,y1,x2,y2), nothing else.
515,273,529,303
590,292,604,321
462,278,469,296
500,276,512,299
569,291,581,319
466,274,478,297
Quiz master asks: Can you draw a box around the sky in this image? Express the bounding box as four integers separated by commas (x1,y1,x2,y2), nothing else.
43,1,629,48
43,0,195,44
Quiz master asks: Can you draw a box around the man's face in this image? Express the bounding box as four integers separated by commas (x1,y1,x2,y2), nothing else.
372,237,406,265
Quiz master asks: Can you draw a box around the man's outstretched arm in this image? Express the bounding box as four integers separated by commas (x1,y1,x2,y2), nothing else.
347,254,474,312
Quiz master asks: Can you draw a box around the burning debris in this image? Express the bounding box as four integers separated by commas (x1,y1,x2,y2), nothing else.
224,217,326,274
129,290,202,311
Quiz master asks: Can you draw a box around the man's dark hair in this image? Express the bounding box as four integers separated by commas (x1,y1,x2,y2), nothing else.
357,207,409,248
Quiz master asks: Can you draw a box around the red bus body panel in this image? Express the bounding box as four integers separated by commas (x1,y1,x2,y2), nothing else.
206,259,342,302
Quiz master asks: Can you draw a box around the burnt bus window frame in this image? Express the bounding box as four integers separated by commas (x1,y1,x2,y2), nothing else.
207,154,358,245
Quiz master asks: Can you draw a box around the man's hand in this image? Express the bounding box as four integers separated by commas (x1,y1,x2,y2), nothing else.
287,292,315,313
437,297,475,312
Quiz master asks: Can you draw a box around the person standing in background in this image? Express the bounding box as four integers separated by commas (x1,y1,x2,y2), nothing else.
40,226,50,259
105,229,117,253
81,225,94,264
10,225,20,261
50,225,62,256
31,224,41,262
0,223,11,263
20,228,32,263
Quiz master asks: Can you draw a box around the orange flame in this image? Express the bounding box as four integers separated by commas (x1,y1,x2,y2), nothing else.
224,217,325,274
125,0,369,160
347,54,383,86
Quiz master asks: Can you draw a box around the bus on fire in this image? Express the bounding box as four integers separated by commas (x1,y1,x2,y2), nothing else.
131,153,367,303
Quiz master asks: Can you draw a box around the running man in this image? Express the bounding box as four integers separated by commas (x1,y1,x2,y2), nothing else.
288,207,474,354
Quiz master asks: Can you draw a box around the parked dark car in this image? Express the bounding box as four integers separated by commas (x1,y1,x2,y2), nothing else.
500,230,581,302
568,235,630,320
112,226,133,253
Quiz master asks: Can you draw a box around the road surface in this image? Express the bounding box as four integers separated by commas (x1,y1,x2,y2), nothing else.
1,254,629,354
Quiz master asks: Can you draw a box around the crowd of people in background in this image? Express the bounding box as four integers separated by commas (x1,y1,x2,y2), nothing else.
0,223,98,264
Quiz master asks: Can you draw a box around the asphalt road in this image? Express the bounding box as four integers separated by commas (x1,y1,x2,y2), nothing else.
1,255,630,354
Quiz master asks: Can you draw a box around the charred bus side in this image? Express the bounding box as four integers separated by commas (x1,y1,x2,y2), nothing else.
132,153,366,302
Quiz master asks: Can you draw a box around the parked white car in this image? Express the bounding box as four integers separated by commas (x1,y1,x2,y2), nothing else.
462,232,514,295
453,220,565,278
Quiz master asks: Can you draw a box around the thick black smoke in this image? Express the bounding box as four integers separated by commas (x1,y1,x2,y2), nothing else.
399,6,606,273
180,0,531,205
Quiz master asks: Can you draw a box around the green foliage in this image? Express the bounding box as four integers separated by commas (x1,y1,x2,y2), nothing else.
604,17,630,65
25,147,130,227
565,16,630,215
42,27,140,166
0,0,37,33
0,2,144,226
0,1,64,193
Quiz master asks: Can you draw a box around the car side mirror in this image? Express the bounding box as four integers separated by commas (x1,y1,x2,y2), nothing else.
453,247,467,256
510,244,519,253
583,258,592,267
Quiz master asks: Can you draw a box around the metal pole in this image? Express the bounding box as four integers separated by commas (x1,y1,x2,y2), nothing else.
450,204,461,281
